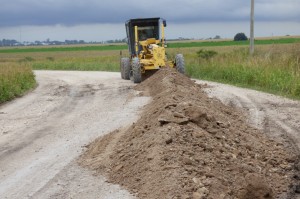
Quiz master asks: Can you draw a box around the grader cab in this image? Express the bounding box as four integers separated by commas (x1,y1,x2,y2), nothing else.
120,17,185,83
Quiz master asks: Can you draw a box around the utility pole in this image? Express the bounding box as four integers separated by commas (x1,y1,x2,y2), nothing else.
19,27,22,44
250,0,255,55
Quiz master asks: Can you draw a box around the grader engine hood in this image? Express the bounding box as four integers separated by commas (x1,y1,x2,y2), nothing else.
150,45,165,67
138,38,166,69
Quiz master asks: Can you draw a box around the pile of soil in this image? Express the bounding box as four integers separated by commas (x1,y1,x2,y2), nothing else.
79,68,299,199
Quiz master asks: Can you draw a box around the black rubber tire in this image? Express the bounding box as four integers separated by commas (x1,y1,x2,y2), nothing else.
132,58,142,83
120,58,125,79
175,54,185,74
123,58,130,80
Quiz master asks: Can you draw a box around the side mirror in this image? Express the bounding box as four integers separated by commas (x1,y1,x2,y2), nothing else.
163,20,167,27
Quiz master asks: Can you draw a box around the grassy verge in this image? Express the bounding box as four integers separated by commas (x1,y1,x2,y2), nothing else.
183,44,300,99
0,62,36,103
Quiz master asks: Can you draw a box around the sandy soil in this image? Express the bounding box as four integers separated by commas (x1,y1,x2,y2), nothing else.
0,71,149,199
197,80,300,198
196,80,300,151
80,69,299,199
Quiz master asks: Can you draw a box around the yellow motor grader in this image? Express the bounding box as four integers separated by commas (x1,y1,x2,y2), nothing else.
120,17,185,83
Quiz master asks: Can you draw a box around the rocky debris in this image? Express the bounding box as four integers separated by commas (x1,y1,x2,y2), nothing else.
79,68,299,199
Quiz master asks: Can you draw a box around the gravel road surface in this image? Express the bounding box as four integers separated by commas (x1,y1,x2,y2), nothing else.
0,71,149,199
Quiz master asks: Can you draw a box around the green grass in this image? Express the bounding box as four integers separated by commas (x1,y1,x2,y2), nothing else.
0,50,123,72
0,45,127,53
1,37,299,54
184,45,300,99
32,58,119,71
28,52,121,71
0,62,36,103
168,37,300,48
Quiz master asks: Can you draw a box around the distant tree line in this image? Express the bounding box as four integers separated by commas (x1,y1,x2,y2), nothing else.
0,38,127,47
106,38,127,43
0,39,19,46
0,33,251,47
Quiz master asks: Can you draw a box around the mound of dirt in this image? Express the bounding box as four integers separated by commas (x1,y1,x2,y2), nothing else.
79,69,299,199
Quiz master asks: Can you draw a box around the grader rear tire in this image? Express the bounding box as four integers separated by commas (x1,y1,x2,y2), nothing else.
120,58,126,79
132,58,142,83
122,57,130,80
175,54,185,74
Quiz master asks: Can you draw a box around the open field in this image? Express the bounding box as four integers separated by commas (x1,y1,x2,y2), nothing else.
173,43,300,99
1,37,300,53
0,50,124,71
0,45,127,53
0,37,299,99
168,37,300,48
0,62,36,103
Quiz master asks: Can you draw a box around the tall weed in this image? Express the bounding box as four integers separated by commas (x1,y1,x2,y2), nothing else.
0,62,36,103
186,44,300,99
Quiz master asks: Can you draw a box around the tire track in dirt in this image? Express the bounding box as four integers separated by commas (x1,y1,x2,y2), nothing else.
0,71,149,199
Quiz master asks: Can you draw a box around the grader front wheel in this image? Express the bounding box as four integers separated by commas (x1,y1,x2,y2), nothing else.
132,58,142,83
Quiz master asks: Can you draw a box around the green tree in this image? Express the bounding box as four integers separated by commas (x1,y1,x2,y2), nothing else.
234,33,248,41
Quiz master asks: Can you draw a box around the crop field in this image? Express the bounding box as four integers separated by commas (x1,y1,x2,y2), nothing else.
0,37,299,99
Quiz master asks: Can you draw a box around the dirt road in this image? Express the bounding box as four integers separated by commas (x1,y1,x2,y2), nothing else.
0,71,149,199
196,80,300,151
0,71,299,198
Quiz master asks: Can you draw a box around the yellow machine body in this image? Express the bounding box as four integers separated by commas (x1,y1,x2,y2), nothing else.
121,18,184,83
134,25,174,73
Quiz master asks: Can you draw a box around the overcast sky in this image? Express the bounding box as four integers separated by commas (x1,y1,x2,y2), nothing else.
0,0,300,42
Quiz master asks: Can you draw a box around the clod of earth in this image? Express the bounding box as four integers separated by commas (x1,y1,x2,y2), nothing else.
79,68,299,199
